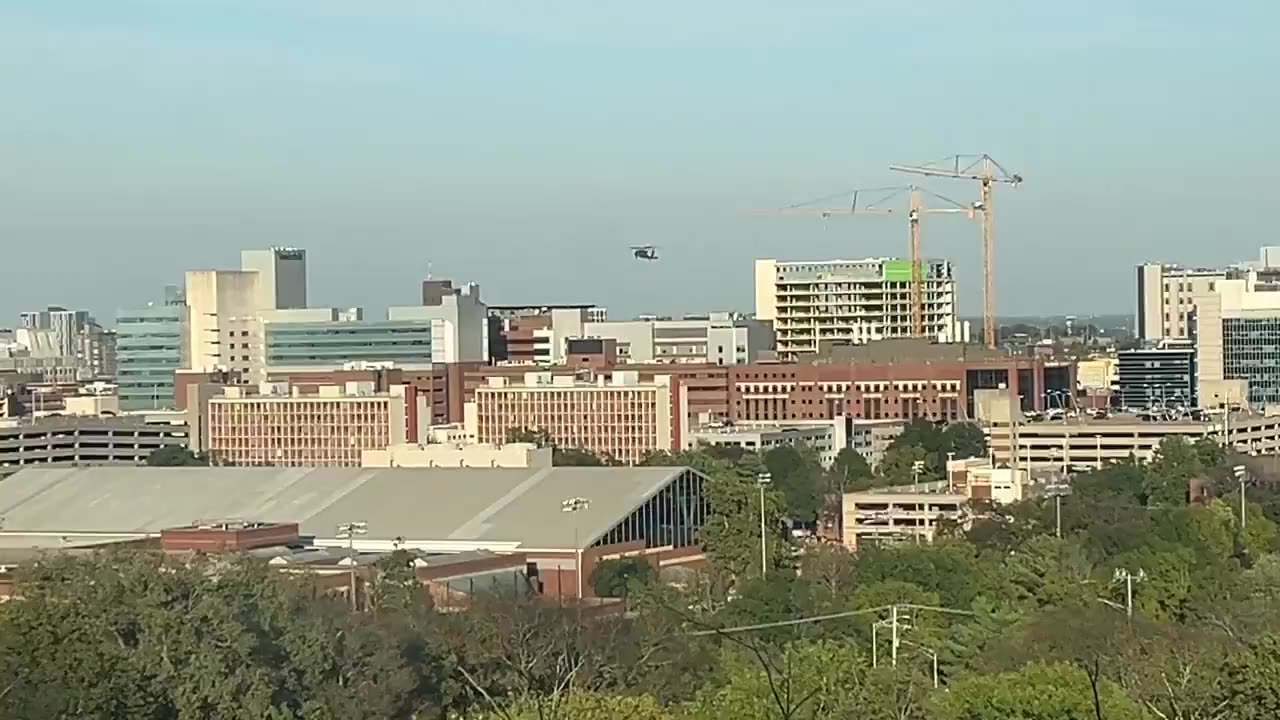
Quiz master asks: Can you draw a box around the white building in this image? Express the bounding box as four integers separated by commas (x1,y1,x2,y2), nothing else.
754,258,964,359
240,247,308,311
687,416,902,468
945,457,1025,505
842,486,967,550
581,312,773,366
389,282,488,363
1135,246,1280,344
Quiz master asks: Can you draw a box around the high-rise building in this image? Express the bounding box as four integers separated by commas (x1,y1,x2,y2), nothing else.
183,269,262,380
389,280,488,363
1135,263,1230,343
466,371,678,465
116,299,189,411
1192,277,1280,407
754,258,963,360
241,247,308,310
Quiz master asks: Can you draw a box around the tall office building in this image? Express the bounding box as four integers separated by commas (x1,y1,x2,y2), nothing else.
263,311,434,370
754,258,963,360
389,280,489,363
116,294,189,411
184,270,262,379
1192,276,1280,407
1135,263,1229,343
241,247,308,310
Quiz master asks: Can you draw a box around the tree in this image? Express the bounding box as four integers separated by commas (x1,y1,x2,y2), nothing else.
829,448,873,492
942,422,988,461
1144,436,1205,506
929,662,1148,720
691,639,870,720
592,556,656,598
878,445,935,487
145,445,208,466
1210,634,1280,719
506,427,553,447
762,445,824,522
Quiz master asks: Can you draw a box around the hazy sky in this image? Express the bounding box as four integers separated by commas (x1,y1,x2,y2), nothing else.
2,1,1277,324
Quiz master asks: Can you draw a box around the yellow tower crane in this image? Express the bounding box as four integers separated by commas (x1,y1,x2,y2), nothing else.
889,155,1023,349
748,184,973,338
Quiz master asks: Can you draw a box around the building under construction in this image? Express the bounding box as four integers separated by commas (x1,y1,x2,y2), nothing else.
754,257,967,360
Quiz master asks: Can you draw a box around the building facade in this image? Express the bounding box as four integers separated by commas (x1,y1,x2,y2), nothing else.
728,341,1073,423
263,317,434,370
1136,263,1228,343
389,280,489,363
755,258,963,359
842,486,967,550
467,372,677,465
116,302,189,411
582,312,774,366
19,306,91,359
184,269,263,379
0,415,189,477
1115,346,1197,409
198,383,410,466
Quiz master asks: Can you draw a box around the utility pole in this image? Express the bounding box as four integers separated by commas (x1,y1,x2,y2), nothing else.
1114,568,1146,621
560,496,591,613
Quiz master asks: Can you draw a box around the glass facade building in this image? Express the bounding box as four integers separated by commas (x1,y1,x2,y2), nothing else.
264,320,434,369
115,304,187,411
1223,317,1280,405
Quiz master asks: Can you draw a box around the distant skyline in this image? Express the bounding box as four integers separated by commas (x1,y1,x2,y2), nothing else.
2,1,1278,323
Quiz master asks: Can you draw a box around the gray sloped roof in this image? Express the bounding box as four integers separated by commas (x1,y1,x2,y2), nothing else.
0,466,695,551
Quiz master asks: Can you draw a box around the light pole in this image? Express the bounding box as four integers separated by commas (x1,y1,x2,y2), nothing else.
755,473,772,578
1046,483,1072,539
1233,465,1248,531
1113,567,1146,620
336,521,368,611
561,497,591,603
1094,434,1103,468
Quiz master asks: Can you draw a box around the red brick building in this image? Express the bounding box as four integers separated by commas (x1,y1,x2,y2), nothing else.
729,340,1074,423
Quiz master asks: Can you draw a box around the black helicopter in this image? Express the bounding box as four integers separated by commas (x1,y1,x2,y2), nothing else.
631,245,659,261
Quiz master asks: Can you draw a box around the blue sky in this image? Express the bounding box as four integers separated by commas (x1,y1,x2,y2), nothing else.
2,1,1277,322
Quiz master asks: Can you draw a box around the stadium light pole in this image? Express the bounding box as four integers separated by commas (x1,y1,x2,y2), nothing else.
756,473,772,577
336,521,368,611
561,497,591,603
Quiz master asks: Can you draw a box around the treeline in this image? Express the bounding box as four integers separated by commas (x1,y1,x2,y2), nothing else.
7,427,1280,718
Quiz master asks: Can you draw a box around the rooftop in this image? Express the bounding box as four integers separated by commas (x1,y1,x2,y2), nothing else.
0,465,700,552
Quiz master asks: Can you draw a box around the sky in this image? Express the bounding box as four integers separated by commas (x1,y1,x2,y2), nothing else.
2,0,1278,324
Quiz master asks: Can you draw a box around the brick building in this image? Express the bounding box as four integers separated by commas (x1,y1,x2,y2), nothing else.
729,340,1074,424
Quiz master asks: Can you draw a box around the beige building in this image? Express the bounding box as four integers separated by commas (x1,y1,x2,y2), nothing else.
466,371,678,465
842,485,967,550
199,382,409,466
362,442,551,469
1076,357,1117,391
184,269,264,380
945,457,1025,505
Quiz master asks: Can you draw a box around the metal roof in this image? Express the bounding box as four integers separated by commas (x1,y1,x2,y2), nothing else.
0,465,697,551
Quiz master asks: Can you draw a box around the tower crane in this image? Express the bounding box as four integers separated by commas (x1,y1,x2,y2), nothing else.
748,185,973,338
889,154,1023,349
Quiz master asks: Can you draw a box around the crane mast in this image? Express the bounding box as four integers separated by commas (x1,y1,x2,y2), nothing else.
890,154,1022,349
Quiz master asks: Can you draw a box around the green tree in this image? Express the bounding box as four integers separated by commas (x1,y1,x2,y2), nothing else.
763,445,824,522
929,662,1147,720
691,640,870,720
829,448,874,492
878,445,935,487
591,556,656,598
700,454,790,579
145,445,208,466
942,422,988,461
1210,634,1280,719
505,426,553,447
1144,436,1205,506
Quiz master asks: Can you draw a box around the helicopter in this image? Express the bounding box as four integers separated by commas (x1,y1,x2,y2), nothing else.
631,245,659,261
